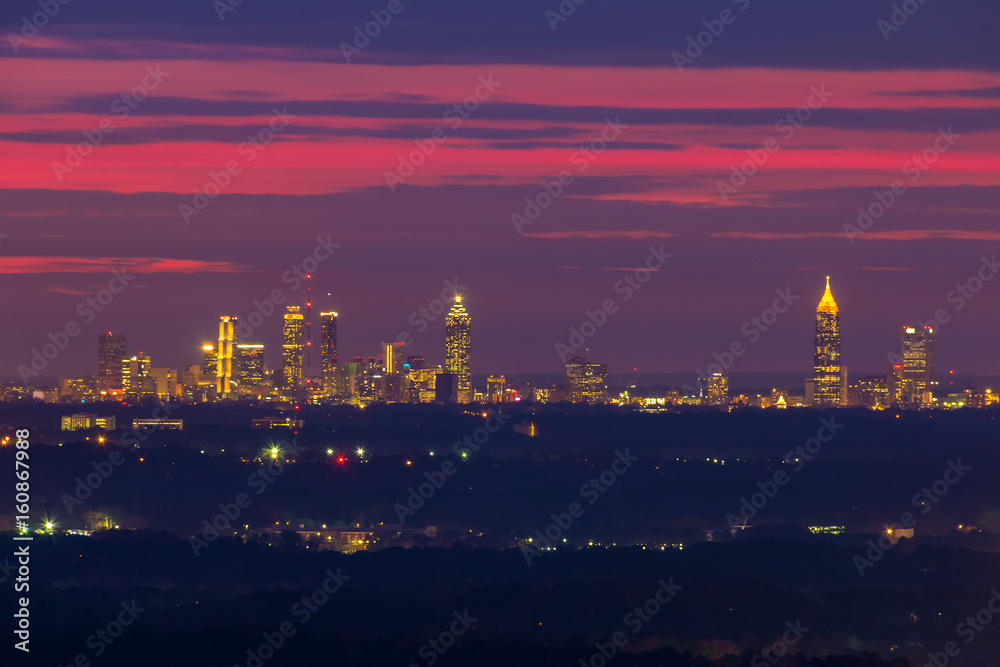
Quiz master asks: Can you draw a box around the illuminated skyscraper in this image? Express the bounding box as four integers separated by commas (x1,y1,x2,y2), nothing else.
707,372,729,406
320,312,338,396
282,306,305,392
487,375,506,403
812,276,842,406
445,295,472,403
201,344,216,377
382,340,406,403
97,332,126,392
217,316,237,396
236,344,265,388
900,325,934,405
566,357,608,404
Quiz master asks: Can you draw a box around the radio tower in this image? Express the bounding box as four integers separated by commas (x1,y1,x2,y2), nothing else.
305,273,312,370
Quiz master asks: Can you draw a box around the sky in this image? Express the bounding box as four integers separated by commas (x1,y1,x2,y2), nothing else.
2,0,999,384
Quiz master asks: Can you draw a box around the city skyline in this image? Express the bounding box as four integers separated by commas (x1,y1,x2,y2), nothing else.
9,274,1000,391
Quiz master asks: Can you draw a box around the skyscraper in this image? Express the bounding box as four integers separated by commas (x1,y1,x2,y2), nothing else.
236,344,265,388
282,306,305,392
320,311,338,396
217,316,237,396
445,295,472,403
566,357,608,404
812,277,842,406
382,340,406,403
900,325,934,405
201,344,216,377
97,332,126,392
707,372,729,406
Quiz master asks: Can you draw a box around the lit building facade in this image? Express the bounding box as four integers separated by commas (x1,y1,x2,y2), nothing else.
282,306,305,392
445,295,472,403
487,375,506,403
707,372,729,406
566,357,608,404
97,332,126,392
812,277,842,406
216,316,237,396
900,325,934,406
236,344,265,388
320,312,339,397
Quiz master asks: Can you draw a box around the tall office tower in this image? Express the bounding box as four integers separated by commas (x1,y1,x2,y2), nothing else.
381,340,406,402
707,372,729,406
565,357,608,404
216,316,238,396
349,356,379,400
282,306,305,392
812,276,842,406
97,332,126,392
900,325,934,405
320,312,339,396
202,344,217,376
122,353,152,394
487,375,506,403
236,344,265,387
445,295,472,403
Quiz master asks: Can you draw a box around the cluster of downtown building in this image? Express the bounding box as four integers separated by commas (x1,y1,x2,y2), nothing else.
695,278,996,411
12,280,996,410
32,294,607,407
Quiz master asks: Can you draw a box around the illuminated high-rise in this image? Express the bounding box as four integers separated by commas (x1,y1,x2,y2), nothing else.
97,332,126,392
445,295,472,403
566,357,608,404
900,325,934,405
236,344,265,388
382,340,406,403
707,372,729,406
201,344,216,377
282,306,305,392
812,276,842,406
320,311,339,396
216,316,237,396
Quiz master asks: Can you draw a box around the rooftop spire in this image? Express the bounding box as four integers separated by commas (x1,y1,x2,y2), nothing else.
817,276,838,314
